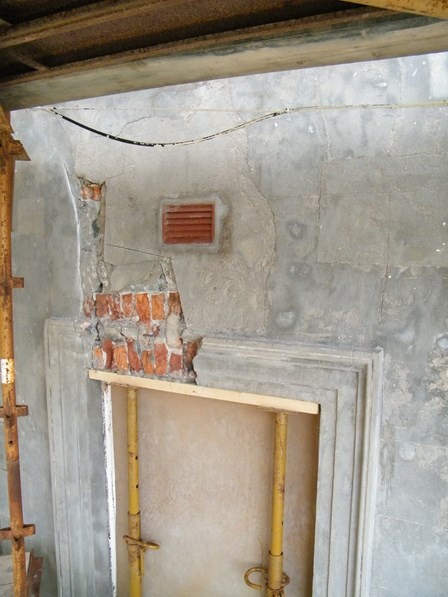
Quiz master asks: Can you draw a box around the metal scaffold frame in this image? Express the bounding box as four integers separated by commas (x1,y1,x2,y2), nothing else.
0,106,36,597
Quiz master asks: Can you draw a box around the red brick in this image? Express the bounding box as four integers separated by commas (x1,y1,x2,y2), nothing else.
141,350,155,375
102,339,113,369
92,345,104,369
112,343,128,373
169,353,183,376
168,292,182,316
83,295,94,318
151,293,165,321
95,293,121,319
81,182,102,201
136,293,150,323
121,293,135,318
91,185,102,201
95,294,109,318
154,343,168,376
108,294,121,320
183,339,199,372
126,339,141,373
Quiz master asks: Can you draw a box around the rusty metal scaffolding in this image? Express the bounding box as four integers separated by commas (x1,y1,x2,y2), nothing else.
0,106,35,596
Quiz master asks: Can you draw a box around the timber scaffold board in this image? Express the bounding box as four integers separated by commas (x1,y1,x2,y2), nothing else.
89,370,320,415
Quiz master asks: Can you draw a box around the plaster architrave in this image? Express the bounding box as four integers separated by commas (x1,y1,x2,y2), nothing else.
193,336,383,596
45,317,382,596
45,318,112,597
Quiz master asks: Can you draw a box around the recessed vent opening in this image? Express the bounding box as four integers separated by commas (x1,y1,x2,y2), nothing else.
162,203,215,245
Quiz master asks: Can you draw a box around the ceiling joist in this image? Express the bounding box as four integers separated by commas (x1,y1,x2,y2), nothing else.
344,0,448,18
0,1,447,110
1,9,447,111
7,50,48,72
0,0,163,50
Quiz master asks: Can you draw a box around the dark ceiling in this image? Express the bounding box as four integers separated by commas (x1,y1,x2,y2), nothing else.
0,0,447,109
0,1,366,79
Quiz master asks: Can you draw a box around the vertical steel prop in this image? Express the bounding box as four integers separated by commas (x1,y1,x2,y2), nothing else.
123,388,159,597
244,411,290,596
0,107,35,597
266,412,289,597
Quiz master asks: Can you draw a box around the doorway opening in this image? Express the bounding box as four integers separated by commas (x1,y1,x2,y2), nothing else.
111,385,319,596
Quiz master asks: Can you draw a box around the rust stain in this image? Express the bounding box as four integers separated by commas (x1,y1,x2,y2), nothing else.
0,114,34,596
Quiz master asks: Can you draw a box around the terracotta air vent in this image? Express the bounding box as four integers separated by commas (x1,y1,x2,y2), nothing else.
162,202,215,245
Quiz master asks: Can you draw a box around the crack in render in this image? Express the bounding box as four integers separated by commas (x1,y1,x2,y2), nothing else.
317,161,324,251
243,128,276,334
94,320,101,343
115,116,154,139
379,193,392,324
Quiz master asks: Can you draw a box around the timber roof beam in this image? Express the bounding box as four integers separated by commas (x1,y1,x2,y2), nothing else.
344,1,448,19
0,1,447,110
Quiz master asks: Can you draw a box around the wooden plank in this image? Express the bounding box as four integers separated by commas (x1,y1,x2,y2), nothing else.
8,49,48,72
0,9,447,111
89,369,320,415
0,109,29,161
344,0,448,19
27,550,43,597
0,106,12,132
0,0,181,50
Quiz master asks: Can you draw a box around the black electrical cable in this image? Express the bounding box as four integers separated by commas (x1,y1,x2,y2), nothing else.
50,107,292,147
50,99,448,148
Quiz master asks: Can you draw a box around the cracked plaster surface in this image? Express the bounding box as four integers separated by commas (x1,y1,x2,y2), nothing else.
7,51,448,596
66,83,276,337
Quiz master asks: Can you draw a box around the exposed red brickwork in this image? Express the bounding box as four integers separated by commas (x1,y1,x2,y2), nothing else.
95,293,120,319
92,345,104,369
151,293,165,320
112,343,127,372
102,339,113,369
126,339,142,373
108,294,121,320
121,293,135,318
81,181,103,201
96,294,109,318
83,295,95,318
169,353,183,377
183,339,200,374
87,289,200,381
168,292,182,316
141,350,155,375
135,293,150,323
154,342,168,376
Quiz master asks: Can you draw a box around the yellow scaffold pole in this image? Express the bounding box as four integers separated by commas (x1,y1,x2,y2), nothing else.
244,411,290,596
123,388,159,597
266,412,288,597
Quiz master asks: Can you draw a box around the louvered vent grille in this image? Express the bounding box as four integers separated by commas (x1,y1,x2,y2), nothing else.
162,203,215,245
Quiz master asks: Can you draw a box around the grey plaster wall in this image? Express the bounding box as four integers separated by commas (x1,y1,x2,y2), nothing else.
2,51,448,595
0,109,83,595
